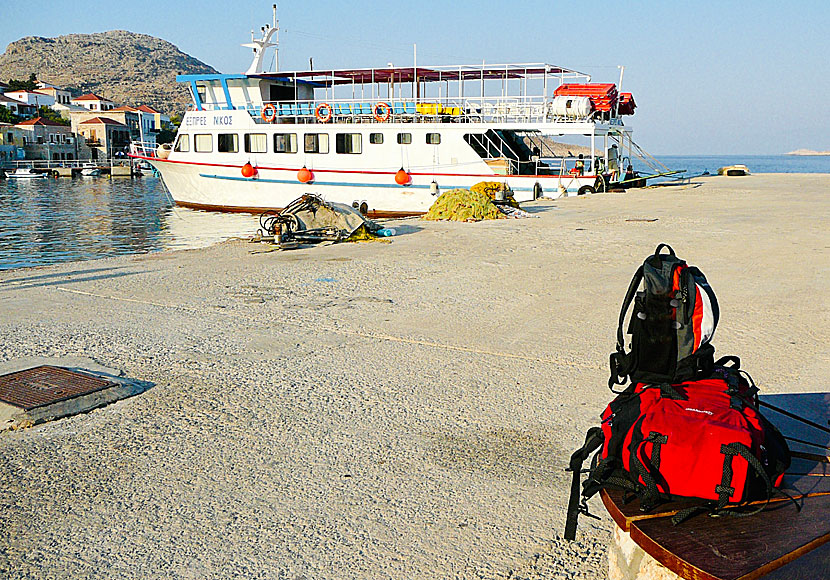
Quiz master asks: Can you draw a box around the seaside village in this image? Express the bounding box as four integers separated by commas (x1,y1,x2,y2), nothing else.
0,77,171,168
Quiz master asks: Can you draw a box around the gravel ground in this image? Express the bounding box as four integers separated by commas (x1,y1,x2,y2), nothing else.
0,174,827,579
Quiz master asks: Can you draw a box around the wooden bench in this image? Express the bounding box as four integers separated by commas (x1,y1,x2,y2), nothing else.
602,392,830,580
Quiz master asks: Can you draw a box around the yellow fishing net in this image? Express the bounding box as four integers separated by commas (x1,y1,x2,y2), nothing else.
422,182,518,221
470,181,519,208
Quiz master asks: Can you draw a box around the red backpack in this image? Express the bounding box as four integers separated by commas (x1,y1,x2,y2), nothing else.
564,358,791,540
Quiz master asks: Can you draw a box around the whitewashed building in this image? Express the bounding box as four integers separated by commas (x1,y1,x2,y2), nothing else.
0,94,37,117
71,93,116,112
36,82,73,106
3,90,55,108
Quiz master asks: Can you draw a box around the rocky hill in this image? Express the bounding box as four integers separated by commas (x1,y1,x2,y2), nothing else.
0,30,218,116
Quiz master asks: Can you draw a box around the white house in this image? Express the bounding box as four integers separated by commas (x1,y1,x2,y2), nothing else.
0,94,37,117
71,92,116,111
36,82,73,106
3,90,55,108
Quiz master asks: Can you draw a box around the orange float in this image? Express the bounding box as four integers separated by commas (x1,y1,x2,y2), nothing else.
241,162,256,178
395,168,411,185
297,166,313,183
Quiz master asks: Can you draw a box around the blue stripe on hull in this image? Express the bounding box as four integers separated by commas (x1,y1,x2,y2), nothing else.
198,173,545,192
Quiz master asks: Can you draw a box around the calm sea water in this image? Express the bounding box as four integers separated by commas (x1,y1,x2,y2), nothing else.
1,154,828,271
638,154,830,177
0,176,258,271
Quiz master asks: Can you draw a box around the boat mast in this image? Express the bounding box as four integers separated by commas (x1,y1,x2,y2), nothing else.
243,4,279,75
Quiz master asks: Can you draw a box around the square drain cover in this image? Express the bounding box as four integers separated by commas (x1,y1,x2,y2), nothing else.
0,365,116,411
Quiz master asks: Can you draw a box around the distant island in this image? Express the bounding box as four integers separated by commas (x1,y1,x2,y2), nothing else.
786,149,830,156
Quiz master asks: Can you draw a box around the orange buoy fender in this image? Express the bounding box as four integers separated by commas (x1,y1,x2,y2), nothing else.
395,168,411,185
241,162,257,178
298,166,313,183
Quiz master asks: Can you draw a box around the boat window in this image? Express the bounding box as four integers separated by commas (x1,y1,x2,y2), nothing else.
335,133,362,154
304,133,329,154
369,133,383,145
174,134,190,152
397,133,412,145
218,133,239,153
426,133,441,145
245,133,268,154
194,134,213,153
274,133,297,154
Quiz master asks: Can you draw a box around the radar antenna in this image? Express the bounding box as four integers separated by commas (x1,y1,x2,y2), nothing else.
242,4,279,74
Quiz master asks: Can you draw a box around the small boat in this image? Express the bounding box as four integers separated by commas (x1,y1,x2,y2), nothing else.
717,164,750,176
7,167,47,179
80,163,102,176
134,161,156,176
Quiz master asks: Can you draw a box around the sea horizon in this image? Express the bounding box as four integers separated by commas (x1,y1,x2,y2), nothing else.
638,153,830,175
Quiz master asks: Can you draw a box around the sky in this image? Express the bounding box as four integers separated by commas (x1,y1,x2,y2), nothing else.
2,0,829,155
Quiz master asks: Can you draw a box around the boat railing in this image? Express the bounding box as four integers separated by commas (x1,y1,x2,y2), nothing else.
4,158,134,170
208,95,598,125
129,141,162,158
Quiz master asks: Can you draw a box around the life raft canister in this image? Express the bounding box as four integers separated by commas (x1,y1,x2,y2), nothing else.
261,103,277,123
315,103,333,123
373,102,392,122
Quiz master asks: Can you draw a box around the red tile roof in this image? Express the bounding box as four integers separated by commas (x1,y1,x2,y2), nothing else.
5,90,50,95
16,117,65,127
79,117,127,126
110,105,139,112
73,93,111,102
137,105,160,114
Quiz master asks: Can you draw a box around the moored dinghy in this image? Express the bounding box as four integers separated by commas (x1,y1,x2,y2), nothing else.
7,167,47,179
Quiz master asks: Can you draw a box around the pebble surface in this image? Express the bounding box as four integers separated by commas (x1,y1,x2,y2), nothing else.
0,174,827,579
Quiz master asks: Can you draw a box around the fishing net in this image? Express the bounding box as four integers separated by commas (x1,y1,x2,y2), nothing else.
470,181,520,208
422,181,523,221
422,187,505,222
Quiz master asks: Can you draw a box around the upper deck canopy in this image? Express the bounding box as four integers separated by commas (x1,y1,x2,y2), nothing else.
249,63,587,85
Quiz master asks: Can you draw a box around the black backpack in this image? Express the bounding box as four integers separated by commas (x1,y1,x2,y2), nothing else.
609,244,719,390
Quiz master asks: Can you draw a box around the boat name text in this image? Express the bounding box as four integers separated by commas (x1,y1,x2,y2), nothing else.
184,115,235,127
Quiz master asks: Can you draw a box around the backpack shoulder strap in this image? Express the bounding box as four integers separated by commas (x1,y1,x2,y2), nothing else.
609,265,644,390
616,265,644,352
564,427,604,540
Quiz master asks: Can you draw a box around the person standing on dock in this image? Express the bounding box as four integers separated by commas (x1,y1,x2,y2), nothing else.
607,145,620,181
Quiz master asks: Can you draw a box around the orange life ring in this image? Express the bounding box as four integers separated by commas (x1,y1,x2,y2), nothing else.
315,103,333,123
261,103,277,123
373,102,392,122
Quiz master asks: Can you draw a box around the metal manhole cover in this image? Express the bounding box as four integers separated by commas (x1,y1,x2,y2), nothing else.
0,365,116,411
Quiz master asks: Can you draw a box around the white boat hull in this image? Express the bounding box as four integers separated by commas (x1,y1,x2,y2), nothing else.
144,155,598,215
7,170,47,179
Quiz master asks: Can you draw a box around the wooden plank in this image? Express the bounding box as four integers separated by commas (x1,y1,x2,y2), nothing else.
629,494,830,580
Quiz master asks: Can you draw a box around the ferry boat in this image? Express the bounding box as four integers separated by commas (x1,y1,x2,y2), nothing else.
131,8,645,216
